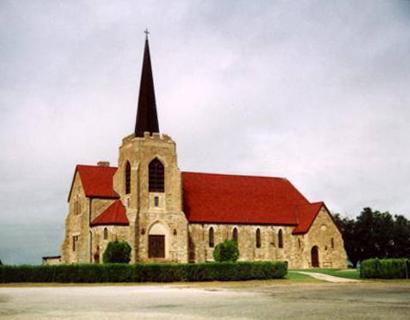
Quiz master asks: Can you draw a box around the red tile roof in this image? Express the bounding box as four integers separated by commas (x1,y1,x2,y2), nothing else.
292,202,324,234
69,164,326,234
90,200,129,227
182,172,325,234
69,165,119,200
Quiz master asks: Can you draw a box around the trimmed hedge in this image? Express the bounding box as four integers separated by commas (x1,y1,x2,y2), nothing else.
360,258,409,279
0,261,287,283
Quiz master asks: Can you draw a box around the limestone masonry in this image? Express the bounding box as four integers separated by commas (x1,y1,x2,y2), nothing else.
58,35,347,268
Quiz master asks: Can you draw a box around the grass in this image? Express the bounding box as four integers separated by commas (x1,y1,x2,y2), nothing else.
292,268,360,280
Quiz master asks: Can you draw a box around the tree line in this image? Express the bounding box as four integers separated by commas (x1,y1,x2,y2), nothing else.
333,207,410,267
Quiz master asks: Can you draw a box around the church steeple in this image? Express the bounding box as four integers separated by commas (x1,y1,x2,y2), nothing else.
135,30,159,137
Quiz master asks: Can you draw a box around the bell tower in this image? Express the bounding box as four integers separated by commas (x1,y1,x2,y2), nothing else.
113,31,188,263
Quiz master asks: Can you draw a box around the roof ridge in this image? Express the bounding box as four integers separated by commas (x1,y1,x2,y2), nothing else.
182,171,288,180
76,164,118,169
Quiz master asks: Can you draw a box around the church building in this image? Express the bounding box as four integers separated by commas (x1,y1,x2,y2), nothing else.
60,35,347,269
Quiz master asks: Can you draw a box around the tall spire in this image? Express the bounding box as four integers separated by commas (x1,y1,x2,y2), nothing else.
135,30,159,137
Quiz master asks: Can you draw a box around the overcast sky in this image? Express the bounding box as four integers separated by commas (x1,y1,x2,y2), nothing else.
1,0,409,264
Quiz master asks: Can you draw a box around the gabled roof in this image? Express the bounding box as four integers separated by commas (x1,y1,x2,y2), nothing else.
90,200,129,227
68,165,119,201
182,172,325,234
292,202,324,234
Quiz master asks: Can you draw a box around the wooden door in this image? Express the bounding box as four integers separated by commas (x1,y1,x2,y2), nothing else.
311,246,319,267
149,235,165,258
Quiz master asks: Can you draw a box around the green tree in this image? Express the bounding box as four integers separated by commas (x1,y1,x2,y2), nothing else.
213,240,239,262
103,241,131,263
334,208,410,267
391,215,410,258
333,213,360,267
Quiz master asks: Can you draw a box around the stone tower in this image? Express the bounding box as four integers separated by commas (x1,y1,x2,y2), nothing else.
112,34,189,263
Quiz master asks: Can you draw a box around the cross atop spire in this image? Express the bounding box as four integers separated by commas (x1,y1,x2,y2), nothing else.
134,32,159,137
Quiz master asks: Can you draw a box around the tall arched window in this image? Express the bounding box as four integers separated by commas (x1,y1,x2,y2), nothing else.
149,158,164,192
256,228,261,248
125,161,131,194
209,227,214,248
232,227,238,243
103,227,108,240
331,238,335,249
278,229,284,248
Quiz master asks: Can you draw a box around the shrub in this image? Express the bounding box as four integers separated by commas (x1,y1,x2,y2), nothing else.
360,258,409,279
103,241,131,263
0,261,287,283
213,240,239,262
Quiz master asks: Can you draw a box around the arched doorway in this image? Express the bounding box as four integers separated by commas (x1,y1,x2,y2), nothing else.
311,246,319,267
148,222,168,259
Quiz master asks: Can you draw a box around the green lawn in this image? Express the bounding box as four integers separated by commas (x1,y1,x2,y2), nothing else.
291,268,360,280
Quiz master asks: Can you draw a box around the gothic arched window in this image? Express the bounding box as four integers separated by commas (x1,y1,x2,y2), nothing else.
149,158,164,192
278,229,284,248
232,227,238,243
256,228,261,248
125,161,131,194
209,227,214,248
104,228,108,240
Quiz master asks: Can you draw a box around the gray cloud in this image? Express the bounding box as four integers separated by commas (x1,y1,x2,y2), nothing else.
1,0,409,264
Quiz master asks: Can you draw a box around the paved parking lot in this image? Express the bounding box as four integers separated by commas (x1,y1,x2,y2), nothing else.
0,281,409,319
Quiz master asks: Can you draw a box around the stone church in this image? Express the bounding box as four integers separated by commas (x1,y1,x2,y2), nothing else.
60,35,347,269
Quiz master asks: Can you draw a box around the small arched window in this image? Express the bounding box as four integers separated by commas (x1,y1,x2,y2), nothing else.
256,228,261,248
103,227,108,240
209,227,214,248
278,229,284,248
331,238,335,249
232,227,238,243
73,196,80,215
125,161,131,194
149,158,164,192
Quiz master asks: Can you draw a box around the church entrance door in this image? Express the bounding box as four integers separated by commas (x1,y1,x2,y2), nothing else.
149,235,165,258
311,246,319,267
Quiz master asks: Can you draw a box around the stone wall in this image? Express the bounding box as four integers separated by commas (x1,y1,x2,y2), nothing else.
90,225,129,263
301,207,347,269
61,173,90,264
189,224,295,264
188,206,347,269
